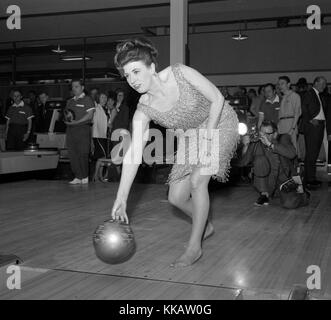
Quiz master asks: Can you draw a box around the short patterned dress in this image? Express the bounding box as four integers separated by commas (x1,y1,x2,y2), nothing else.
137,63,240,184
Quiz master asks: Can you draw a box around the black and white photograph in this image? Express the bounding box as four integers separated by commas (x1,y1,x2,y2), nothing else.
0,0,331,307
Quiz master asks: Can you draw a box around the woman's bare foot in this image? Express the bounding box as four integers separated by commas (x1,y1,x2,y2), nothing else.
203,222,214,241
184,222,214,248
170,247,202,268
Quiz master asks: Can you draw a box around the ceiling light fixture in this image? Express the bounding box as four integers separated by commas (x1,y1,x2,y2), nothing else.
232,31,248,41
60,56,91,61
52,44,66,54
232,21,248,41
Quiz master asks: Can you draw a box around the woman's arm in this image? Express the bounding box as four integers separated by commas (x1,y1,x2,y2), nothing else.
179,64,225,135
111,108,150,222
116,109,150,200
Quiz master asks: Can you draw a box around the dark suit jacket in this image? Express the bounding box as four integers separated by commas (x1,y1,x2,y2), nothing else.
241,134,297,194
321,92,331,135
112,103,130,131
301,88,326,124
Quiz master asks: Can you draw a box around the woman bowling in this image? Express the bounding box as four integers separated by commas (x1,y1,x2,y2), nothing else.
111,38,239,268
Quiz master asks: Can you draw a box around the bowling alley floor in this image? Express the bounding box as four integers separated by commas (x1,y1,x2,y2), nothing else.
1,179,331,300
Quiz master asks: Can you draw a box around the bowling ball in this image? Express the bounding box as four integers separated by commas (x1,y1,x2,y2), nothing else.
25,143,39,151
64,109,75,122
93,219,136,264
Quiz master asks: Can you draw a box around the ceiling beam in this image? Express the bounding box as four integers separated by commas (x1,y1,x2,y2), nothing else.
0,0,226,20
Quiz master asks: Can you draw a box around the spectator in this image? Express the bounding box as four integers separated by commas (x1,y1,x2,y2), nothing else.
250,85,265,117
106,91,118,136
0,107,6,151
27,90,39,113
322,86,331,187
290,84,298,92
35,92,51,133
109,89,130,178
89,88,99,106
64,80,95,184
296,78,309,100
296,78,309,161
28,90,39,138
5,89,14,114
277,76,301,152
258,83,280,128
241,120,308,208
92,92,109,160
5,90,34,150
112,89,130,132
248,88,257,100
247,89,257,109
301,77,327,189
220,87,232,100
239,86,247,97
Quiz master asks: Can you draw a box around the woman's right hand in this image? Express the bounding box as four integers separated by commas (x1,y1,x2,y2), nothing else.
111,198,129,224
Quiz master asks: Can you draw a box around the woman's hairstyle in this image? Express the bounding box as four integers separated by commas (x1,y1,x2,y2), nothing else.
114,37,158,72
258,85,265,95
108,90,117,102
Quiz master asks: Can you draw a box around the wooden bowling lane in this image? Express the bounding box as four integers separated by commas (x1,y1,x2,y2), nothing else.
1,180,331,299
0,267,240,300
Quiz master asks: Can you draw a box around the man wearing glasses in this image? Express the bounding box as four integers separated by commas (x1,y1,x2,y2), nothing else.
241,120,299,206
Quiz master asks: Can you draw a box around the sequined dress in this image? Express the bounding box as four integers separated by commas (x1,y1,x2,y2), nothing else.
137,63,239,184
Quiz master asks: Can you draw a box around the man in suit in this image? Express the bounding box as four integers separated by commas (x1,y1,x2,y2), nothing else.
321,86,331,186
301,77,327,189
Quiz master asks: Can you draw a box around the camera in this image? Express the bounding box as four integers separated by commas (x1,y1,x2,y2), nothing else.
248,125,260,143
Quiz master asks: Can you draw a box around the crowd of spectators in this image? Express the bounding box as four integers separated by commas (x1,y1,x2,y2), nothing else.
233,76,331,207
1,76,330,192
0,82,131,184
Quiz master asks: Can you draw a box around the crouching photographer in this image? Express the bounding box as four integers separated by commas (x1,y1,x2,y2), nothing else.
241,120,310,208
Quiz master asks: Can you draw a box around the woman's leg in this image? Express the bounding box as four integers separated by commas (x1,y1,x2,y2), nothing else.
169,168,212,267
168,175,214,241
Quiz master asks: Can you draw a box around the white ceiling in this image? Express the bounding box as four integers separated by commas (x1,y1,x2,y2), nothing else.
0,0,330,43
0,0,330,82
